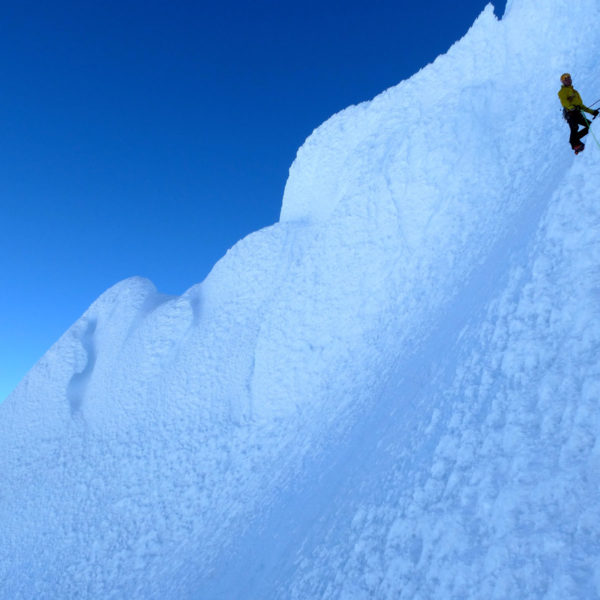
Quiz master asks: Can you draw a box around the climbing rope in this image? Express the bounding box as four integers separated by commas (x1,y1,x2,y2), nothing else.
580,109,600,150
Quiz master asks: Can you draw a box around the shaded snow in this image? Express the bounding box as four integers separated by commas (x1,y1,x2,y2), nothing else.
2,0,600,598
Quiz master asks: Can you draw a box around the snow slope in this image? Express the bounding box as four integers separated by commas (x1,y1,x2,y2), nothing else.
3,0,600,598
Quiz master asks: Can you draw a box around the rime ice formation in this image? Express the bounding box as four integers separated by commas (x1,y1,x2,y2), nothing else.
3,1,600,598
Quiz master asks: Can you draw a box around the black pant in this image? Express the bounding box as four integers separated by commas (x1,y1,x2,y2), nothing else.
565,109,590,148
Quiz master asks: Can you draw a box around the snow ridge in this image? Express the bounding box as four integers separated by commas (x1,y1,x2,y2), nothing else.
2,0,600,598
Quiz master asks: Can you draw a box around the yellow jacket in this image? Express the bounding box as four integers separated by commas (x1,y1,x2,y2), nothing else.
558,85,594,114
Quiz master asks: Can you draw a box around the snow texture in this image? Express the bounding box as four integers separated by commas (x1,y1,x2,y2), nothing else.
3,0,600,598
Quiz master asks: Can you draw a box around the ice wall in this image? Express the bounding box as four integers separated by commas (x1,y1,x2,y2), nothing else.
2,0,600,597
280,143,600,600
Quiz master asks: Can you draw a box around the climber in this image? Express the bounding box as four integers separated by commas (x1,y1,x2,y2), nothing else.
558,73,599,154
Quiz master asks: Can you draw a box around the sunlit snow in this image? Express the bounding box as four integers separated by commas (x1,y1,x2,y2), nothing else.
2,0,600,598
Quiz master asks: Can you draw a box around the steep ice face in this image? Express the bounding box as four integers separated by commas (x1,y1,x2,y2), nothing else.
251,0,599,423
280,149,600,600
2,0,600,598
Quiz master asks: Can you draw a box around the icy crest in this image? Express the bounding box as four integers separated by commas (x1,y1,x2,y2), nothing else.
2,0,600,598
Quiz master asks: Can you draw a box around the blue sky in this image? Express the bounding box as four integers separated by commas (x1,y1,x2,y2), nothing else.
1,0,506,400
